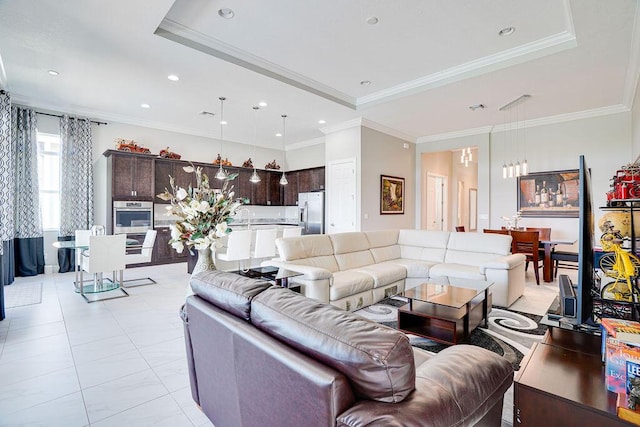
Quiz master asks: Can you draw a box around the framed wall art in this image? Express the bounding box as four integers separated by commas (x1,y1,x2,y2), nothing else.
380,175,405,214
517,169,580,217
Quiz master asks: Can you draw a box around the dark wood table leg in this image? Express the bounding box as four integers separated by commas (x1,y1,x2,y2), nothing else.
483,289,489,328
464,301,470,337
543,243,554,282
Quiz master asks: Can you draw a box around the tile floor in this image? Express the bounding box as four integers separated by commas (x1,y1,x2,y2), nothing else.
0,263,571,426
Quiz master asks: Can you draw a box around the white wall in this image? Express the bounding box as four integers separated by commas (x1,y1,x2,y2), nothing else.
325,126,361,230
286,141,325,170
360,127,415,230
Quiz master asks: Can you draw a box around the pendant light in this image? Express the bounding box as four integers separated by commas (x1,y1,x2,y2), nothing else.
279,114,288,185
215,96,228,180
249,106,261,184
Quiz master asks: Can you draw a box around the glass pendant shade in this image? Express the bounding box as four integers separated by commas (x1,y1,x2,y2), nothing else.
515,161,521,177
215,164,227,180
279,172,288,185
250,169,261,183
522,159,528,176
502,163,507,179
508,162,514,178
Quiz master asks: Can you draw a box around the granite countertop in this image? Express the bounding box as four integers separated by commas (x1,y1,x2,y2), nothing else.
153,219,298,228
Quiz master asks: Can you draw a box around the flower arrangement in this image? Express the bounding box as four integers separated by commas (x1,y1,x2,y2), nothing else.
156,165,244,253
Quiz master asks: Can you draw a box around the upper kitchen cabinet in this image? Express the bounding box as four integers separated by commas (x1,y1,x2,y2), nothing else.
297,167,325,194
154,159,195,203
283,172,299,206
106,151,155,200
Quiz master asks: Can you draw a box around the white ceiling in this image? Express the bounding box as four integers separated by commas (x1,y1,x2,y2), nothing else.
0,0,638,150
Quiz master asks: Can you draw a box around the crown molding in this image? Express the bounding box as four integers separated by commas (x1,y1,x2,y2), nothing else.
360,118,416,143
155,19,356,110
357,31,577,109
623,0,640,108
319,118,364,135
319,117,415,142
286,137,324,151
417,104,630,143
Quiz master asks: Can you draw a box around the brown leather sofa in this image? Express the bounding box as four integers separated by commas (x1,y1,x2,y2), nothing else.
182,271,514,427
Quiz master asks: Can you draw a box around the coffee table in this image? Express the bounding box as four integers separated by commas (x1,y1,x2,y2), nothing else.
235,266,303,289
397,277,492,345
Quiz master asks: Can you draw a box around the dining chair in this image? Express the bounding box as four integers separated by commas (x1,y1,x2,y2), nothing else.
74,230,92,288
252,228,278,261
282,227,302,238
510,230,542,285
483,229,510,235
455,226,466,232
216,229,253,271
79,234,129,302
123,229,158,287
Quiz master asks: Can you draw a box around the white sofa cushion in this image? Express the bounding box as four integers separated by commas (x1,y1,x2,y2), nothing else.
369,245,401,263
388,259,437,278
287,256,340,273
444,233,512,266
330,270,375,300
429,264,486,281
364,230,400,248
277,235,334,260
330,232,376,270
354,263,407,288
398,230,450,263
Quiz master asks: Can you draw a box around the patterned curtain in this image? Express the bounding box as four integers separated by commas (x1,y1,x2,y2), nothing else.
58,115,93,272
0,91,14,320
11,106,44,277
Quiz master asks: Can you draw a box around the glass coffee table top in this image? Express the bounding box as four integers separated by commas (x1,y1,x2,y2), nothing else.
401,277,492,309
235,266,303,287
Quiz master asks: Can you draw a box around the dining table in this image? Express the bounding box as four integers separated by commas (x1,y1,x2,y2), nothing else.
540,238,577,282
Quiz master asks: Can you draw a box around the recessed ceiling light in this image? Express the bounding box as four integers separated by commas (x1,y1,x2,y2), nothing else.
318,120,326,124
366,17,379,25
220,120,227,125
140,103,151,109
275,133,282,137
468,104,486,111
258,101,268,107
360,80,371,86
167,74,179,81
218,8,234,19
47,70,59,76
498,27,515,37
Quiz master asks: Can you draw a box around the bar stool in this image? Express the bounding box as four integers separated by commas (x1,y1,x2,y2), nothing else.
252,228,278,262
216,229,253,271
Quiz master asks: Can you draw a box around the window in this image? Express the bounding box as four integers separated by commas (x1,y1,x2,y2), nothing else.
37,133,61,230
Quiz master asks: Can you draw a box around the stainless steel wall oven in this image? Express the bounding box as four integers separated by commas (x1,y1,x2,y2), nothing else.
113,201,153,234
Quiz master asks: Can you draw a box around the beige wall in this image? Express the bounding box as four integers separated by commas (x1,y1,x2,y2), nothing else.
419,111,632,247
360,127,415,231
285,142,325,170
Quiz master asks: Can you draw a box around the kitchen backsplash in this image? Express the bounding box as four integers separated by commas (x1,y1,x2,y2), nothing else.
153,204,298,228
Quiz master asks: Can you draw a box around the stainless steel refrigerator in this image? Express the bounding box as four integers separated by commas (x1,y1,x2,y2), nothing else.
298,191,325,234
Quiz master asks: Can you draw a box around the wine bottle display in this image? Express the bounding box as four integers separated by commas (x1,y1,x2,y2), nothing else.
535,185,541,205
540,181,549,205
556,183,563,206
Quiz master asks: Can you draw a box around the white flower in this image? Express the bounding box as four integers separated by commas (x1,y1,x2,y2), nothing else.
171,240,184,253
216,193,224,201
170,224,180,240
215,222,228,237
228,191,234,199
183,166,195,173
176,188,188,201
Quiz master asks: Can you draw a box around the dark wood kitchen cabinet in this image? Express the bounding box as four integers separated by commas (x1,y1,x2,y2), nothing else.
108,151,155,200
283,172,299,206
297,167,325,194
154,159,195,203
153,228,188,264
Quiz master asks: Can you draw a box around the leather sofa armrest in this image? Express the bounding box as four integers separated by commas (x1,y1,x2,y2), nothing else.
481,253,526,272
264,260,333,280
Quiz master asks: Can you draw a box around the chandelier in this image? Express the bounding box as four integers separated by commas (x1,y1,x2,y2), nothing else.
279,114,288,185
215,96,228,180
499,94,531,179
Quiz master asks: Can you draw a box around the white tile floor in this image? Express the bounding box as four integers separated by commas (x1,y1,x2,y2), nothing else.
0,262,570,426
0,263,212,427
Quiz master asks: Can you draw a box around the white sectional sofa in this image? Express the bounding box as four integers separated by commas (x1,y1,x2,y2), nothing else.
266,229,526,311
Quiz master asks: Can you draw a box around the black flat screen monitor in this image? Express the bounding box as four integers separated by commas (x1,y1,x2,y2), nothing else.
576,154,596,325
